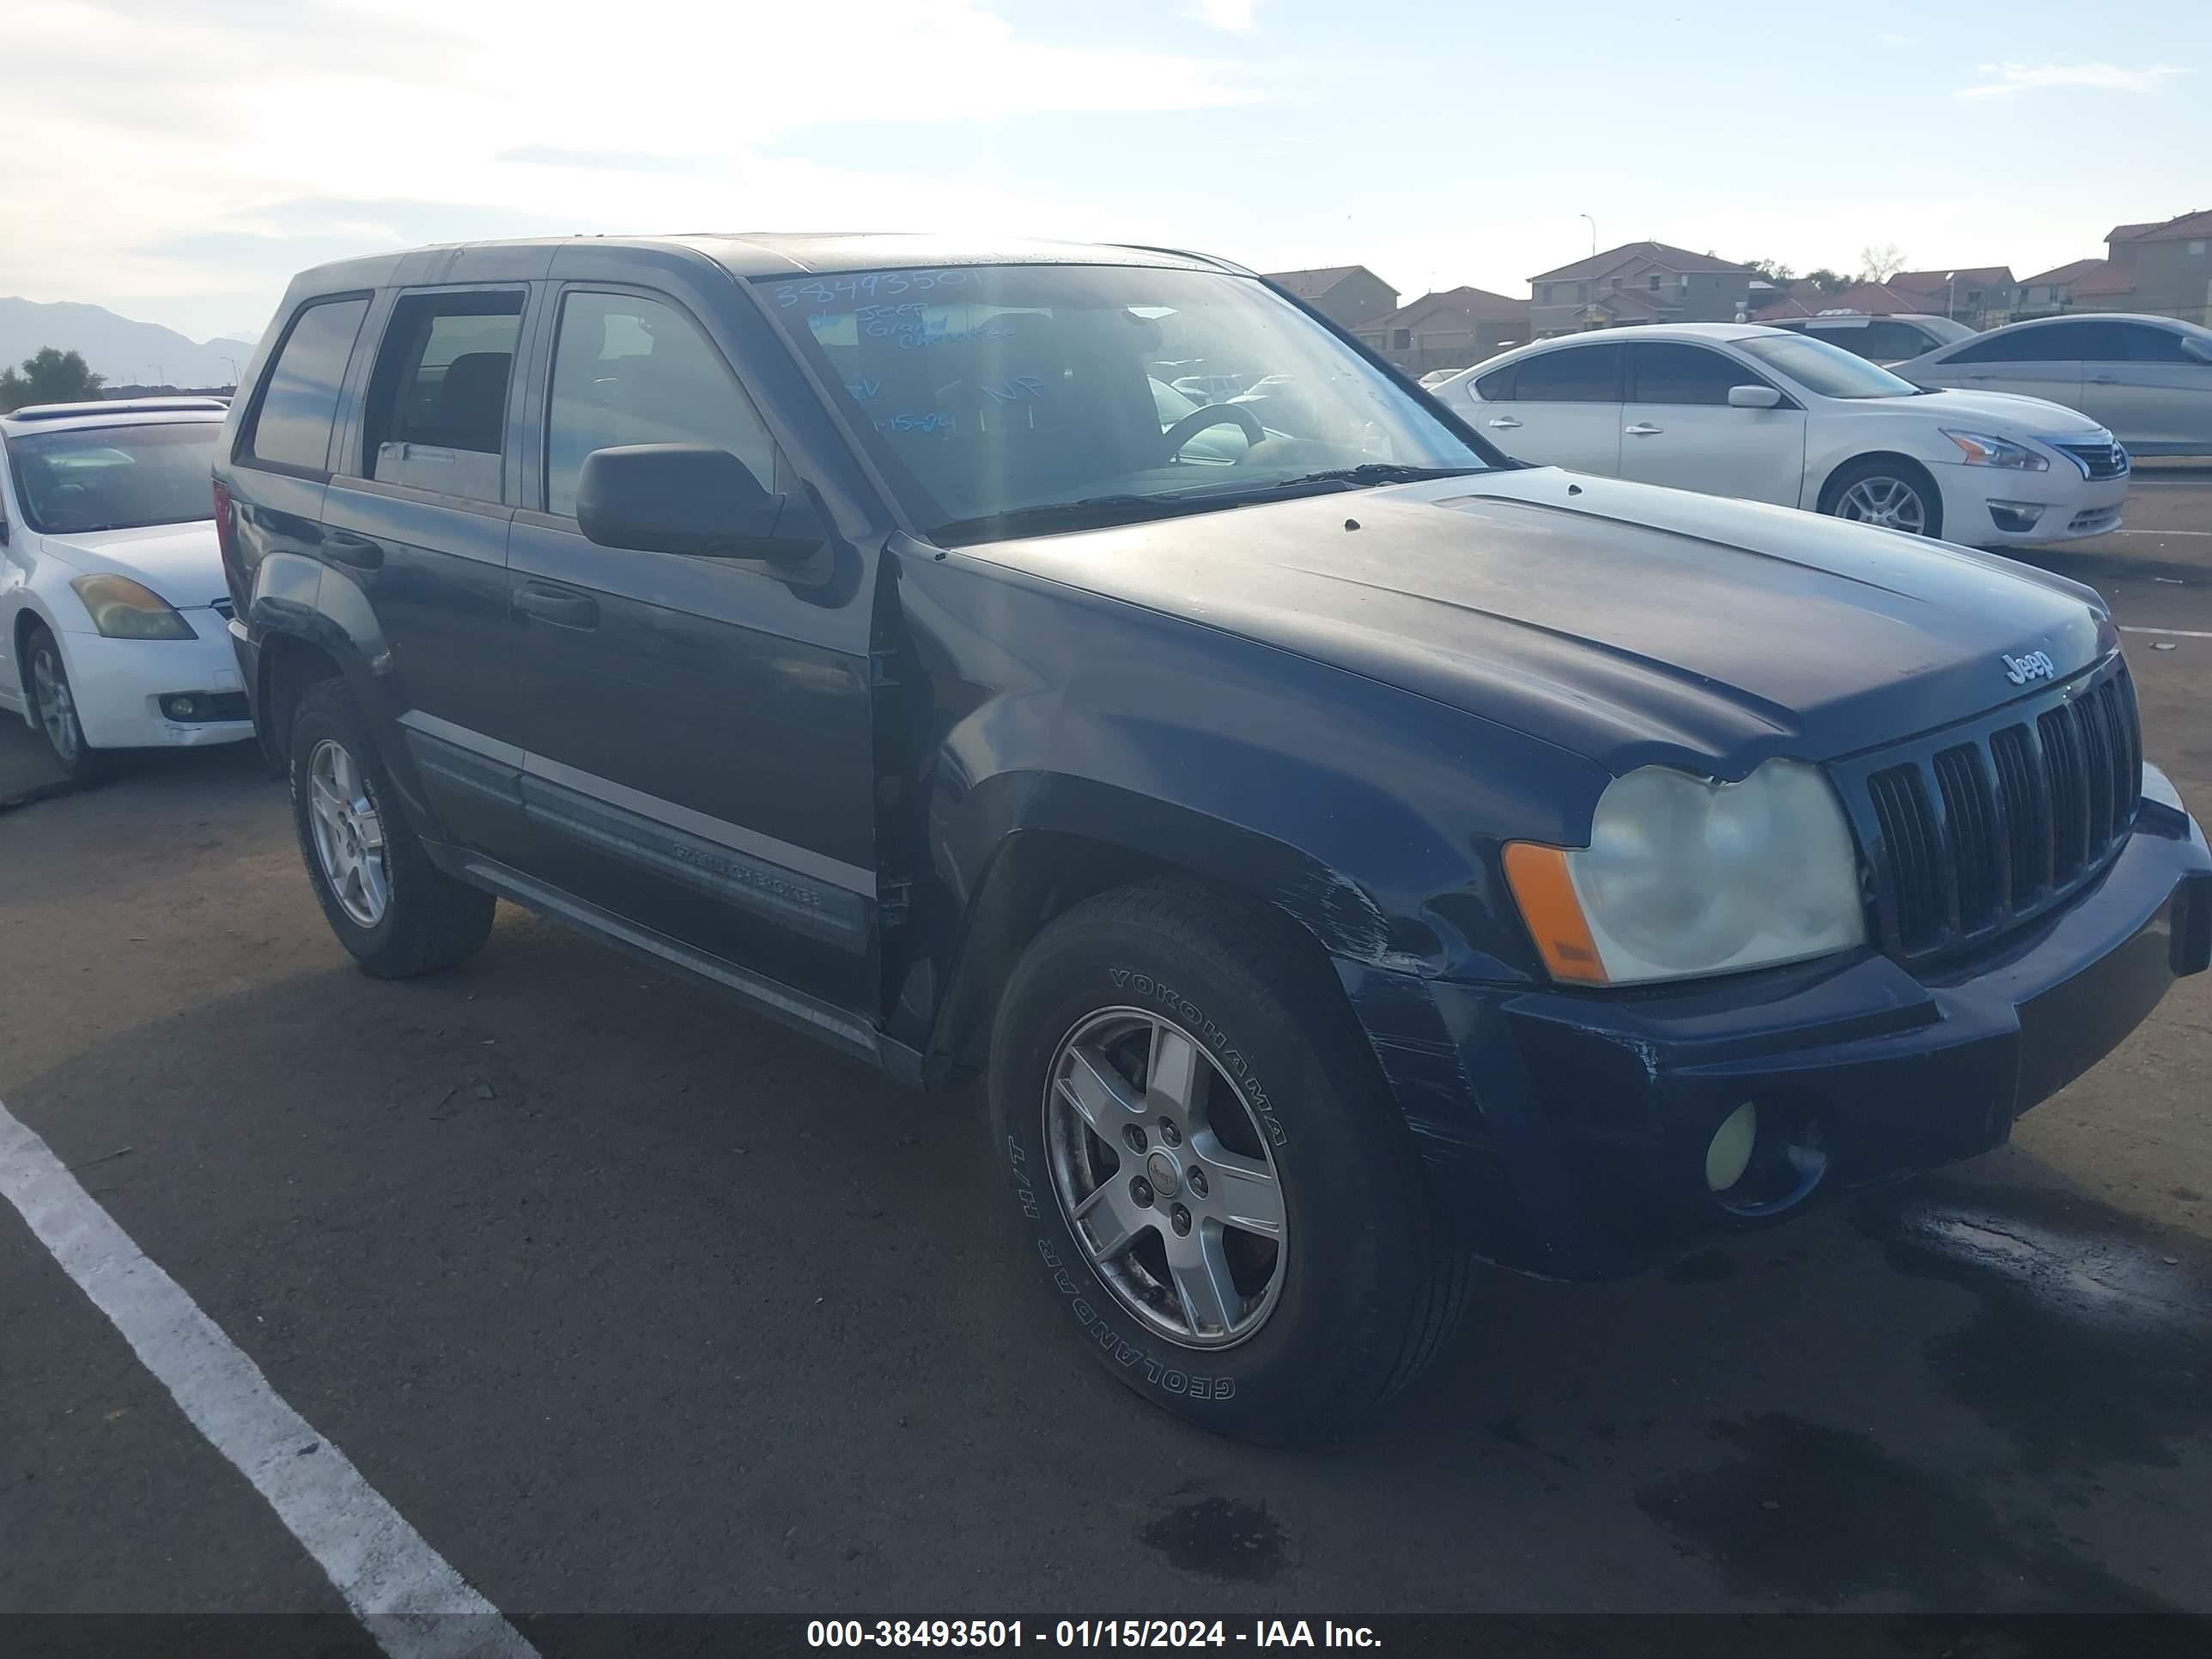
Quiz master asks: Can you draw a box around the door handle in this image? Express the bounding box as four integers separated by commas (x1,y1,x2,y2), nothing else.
512,585,599,629
2089,374,2120,385
1625,422,1663,436
321,532,383,570
1486,416,1522,429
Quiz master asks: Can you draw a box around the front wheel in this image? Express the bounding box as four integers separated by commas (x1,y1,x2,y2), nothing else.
988,882,1471,1441
24,624,103,782
1825,457,1943,538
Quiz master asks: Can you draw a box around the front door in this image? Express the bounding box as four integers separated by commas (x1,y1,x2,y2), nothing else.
503,285,879,1014
1619,342,1807,507
2074,319,2212,454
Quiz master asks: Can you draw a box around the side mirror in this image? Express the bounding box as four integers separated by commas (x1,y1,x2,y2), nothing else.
1728,384,1783,410
575,444,825,564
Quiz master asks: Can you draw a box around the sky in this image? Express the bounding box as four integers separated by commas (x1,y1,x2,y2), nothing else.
3,0,2207,343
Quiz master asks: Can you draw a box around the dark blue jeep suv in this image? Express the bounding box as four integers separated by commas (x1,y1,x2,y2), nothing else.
213,234,2211,1439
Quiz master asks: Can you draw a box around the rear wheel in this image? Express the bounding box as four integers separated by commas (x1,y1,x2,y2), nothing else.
289,678,495,978
989,882,1471,1441
23,624,103,782
1825,456,1942,538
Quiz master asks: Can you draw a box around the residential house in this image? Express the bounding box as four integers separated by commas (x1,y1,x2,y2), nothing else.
1888,266,2017,326
1753,282,1945,322
2016,258,2135,317
2105,210,2212,324
1261,264,1400,331
1356,286,1528,375
1527,242,1756,337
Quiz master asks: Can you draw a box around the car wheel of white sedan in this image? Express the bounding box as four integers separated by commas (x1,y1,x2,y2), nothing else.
24,623,104,782
1824,457,1943,539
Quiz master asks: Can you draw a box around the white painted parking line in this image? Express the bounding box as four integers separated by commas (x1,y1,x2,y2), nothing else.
2113,528,2212,537
2120,626,2212,640
0,1099,537,1659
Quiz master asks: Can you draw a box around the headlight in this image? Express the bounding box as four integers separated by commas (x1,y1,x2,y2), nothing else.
69,574,196,640
1943,429,2048,471
1504,759,1866,985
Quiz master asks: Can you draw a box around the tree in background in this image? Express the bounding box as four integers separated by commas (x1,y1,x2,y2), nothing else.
1805,268,1848,295
0,347,106,412
1857,245,1907,285
1749,258,1796,283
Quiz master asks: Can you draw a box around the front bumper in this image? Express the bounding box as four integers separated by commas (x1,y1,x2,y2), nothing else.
1346,776,2211,1279
1932,458,2128,547
54,608,255,750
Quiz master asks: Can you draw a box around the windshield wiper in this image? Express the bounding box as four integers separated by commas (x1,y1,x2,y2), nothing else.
1261,463,1488,491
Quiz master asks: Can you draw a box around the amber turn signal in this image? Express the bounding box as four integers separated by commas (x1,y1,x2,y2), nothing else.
1501,842,1607,985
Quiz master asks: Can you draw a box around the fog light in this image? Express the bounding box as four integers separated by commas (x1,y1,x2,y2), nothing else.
1987,501,2045,534
161,694,200,720
1705,1103,1758,1192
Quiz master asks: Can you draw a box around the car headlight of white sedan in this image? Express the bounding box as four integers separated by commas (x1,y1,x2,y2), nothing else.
1942,430,2049,471
70,574,198,641
1505,759,1867,985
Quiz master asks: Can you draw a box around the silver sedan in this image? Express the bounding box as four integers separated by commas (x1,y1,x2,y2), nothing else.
1893,312,2212,457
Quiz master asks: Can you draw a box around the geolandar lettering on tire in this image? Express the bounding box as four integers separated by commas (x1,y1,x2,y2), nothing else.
1034,1238,1236,1399
1106,967,1288,1146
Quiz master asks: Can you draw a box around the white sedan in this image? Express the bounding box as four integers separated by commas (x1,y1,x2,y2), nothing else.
0,398,253,780
1432,324,2128,548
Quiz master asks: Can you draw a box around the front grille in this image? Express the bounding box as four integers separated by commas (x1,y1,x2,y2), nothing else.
1837,658,2140,963
2054,441,2129,480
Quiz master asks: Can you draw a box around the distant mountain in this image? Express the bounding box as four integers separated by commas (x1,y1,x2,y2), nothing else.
0,296,259,389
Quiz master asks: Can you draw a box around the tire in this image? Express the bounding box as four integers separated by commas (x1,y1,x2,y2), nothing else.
1823,456,1943,539
988,881,1471,1442
23,623,105,783
289,678,495,978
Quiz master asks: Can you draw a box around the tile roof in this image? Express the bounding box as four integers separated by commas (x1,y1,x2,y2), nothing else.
1375,284,1528,331
2107,210,2212,243
1263,264,1382,300
2072,264,2140,298
1531,240,1752,283
1890,266,2014,293
2021,257,2115,288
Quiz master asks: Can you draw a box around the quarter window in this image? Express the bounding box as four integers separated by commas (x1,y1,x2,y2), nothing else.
241,296,369,473
1512,343,1623,403
544,291,775,520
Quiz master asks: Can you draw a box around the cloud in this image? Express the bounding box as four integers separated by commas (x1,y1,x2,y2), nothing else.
1193,0,1261,29
1958,62,2191,98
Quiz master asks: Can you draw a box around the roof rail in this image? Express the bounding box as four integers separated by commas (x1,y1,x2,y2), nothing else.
5,397,229,421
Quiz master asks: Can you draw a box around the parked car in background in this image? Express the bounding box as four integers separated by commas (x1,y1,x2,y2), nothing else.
1893,313,2212,457
1435,324,2128,547
1767,313,1974,366
1419,368,1459,388
0,398,254,779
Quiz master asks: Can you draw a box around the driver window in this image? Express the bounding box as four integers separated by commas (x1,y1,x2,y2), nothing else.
544,291,776,519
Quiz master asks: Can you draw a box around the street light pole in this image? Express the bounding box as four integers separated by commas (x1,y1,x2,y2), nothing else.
1945,272,1957,321
1578,214,1597,258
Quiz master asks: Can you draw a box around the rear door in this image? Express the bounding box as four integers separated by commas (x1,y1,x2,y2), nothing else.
1473,341,1624,475
2074,319,2212,453
1926,321,2087,411
1619,342,1806,507
319,285,533,860
503,283,878,1014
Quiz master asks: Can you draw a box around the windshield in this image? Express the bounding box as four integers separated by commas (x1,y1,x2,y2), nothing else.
757,264,1491,543
7,422,220,534
1735,335,1923,400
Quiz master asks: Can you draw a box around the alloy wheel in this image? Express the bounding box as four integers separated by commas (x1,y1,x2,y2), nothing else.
307,738,390,927
1042,1006,1287,1348
1835,476,1929,535
31,646,81,766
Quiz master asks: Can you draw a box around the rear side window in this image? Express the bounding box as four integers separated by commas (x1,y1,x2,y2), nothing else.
1474,362,1517,401
1948,324,2083,364
543,290,776,519
1629,343,1757,405
361,289,525,501
241,297,369,473
1513,343,1623,403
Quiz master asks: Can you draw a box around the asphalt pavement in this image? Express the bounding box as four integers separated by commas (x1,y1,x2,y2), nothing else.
3,477,2211,1633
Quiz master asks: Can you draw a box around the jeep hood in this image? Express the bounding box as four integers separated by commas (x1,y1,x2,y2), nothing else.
35,522,228,610
963,468,2115,774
